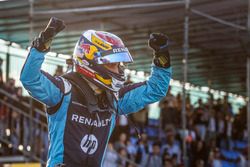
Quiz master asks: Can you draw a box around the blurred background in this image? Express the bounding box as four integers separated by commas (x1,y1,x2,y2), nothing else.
0,0,249,167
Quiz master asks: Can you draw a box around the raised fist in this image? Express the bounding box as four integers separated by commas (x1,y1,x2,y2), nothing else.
148,33,170,68
32,17,65,52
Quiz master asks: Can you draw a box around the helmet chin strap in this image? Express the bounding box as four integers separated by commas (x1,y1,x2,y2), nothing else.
80,73,122,100
83,74,120,104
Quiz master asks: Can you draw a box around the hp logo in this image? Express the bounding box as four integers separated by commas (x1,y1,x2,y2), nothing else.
80,134,98,155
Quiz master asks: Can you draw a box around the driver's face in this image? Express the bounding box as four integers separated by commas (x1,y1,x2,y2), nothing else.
104,63,119,74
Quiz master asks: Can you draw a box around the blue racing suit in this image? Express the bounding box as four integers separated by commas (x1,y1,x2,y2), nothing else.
20,48,172,167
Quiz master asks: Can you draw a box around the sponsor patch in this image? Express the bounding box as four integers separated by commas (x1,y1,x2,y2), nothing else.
80,134,98,155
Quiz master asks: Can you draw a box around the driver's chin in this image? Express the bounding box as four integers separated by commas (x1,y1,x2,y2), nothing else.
104,63,119,74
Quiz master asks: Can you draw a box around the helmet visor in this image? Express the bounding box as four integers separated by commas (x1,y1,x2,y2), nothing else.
95,48,133,64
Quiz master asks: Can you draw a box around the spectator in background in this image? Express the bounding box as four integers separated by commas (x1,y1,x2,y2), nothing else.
162,130,181,165
160,87,178,130
195,159,204,167
223,114,233,150
0,58,4,108
0,61,6,145
132,107,148,131
162,153,173,167
3,78,17,142
14,87,29,105
117,115,130,137
193,101,207,141
53,65,63,76
208,148,222,167
103,142,119,167
175,93,182,129
135,132,149,165
176,93,182,112
141,141,162,167
239,152,247,167
214,98,223,113
190,138,208,167
186,94,194,128
207,109,216,141
15,87,23,99
232,107,247,143
126,140,137,161
185,123,197,149
10,110,21,154
222,95,233,116
216,112,225,148
0,105,6,138
4,78,16,97
115,133,127,152
117,147,129,167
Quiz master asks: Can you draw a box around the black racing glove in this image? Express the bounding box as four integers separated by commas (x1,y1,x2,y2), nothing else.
148,33,170,68
32,17,65,52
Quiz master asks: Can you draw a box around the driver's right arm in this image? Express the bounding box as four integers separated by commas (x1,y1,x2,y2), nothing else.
20,48,64,107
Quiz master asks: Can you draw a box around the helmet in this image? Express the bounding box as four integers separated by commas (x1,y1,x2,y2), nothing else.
73,30,133,92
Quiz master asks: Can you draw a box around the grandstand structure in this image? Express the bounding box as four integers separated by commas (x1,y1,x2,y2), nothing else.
0,0,249,166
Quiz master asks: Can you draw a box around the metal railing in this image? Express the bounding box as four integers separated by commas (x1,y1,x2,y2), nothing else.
0,88,47,164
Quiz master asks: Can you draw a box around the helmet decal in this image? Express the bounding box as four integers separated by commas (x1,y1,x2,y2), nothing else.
91,34,112,50
80,43,90,54
95,74,112,85
76,65,95,78
95,31,124,47
85,45,98,60
73,30,133,92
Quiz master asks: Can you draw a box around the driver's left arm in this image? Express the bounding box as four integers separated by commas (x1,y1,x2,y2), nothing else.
117,65,172,115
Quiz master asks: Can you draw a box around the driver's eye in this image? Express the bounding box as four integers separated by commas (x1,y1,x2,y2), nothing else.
119,62,128,69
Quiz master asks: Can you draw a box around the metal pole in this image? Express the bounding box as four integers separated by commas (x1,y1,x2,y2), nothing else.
247,57,250,167
182,0,189,166
247,0,250,165
34,1,185,15
246,0,250,166
191,9,247,31
6,44,10,81
29,0,34,43
28,0,34,157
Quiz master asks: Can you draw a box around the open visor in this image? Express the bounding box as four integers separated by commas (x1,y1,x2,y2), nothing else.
95,49,134,64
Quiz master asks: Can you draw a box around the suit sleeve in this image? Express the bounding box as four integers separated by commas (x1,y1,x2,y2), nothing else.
20,48,64,107
117,65,172,115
